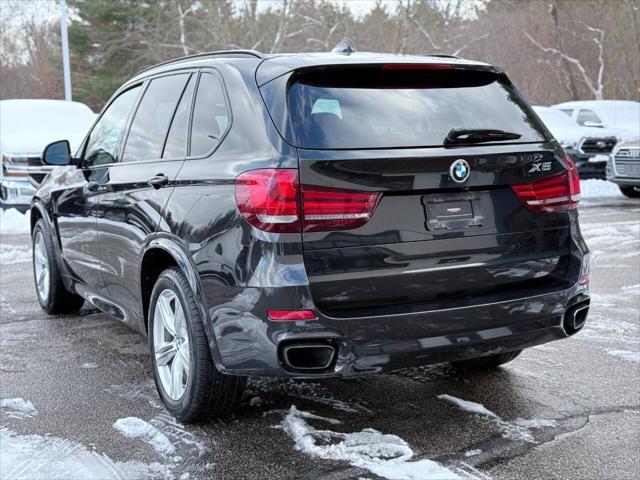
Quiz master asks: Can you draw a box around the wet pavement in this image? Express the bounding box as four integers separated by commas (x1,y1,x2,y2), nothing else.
1,195,639,479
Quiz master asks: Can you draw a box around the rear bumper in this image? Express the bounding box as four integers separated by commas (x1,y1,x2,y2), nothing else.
210,281,589,378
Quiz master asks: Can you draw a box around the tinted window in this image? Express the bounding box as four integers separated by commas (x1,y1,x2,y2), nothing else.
190,72,229,157
286,68,548,149
84,86,141,166
163,75,195,159
123,74,189,162
577,109,602,125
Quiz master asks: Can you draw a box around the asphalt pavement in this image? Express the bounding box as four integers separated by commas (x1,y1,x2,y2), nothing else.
1,195,638,480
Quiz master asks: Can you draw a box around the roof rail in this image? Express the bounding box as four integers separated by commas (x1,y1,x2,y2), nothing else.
132,49,265,78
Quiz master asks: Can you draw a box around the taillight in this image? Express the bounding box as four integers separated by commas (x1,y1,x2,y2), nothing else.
512,156,581,213
235,169,381,233
301,185,380,232
235,169,300,233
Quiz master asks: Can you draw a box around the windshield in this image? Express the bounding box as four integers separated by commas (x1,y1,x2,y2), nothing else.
534,107,577,129
285,67,548,149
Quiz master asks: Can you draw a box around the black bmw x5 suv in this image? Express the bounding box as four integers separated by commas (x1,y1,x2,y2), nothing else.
32,50,590,421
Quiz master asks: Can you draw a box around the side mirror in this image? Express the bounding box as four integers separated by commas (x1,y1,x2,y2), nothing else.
42,140,72,166
583,121,604,128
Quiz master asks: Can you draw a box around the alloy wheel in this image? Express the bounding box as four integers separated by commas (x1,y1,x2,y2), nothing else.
33,231,50,302
153,289,191,401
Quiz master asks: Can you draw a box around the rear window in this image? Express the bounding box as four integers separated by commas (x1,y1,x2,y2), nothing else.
285,67,548,149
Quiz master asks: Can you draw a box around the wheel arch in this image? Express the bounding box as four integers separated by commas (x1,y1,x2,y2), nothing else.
139,236,210,334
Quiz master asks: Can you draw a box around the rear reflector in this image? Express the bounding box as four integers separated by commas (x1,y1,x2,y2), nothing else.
511,156,581,213
267,310,317,321
235,169,380,233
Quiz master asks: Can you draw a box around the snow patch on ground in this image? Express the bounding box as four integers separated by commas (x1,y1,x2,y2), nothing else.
0,398,38,419
580,179,623,199
0,427,171,479
607,349,640,363
438,394,555,443
0,208,30,235
149,413,207,457
279,405,468,480
464,449,482,457
0,244,31,265
113,417,176,457
580,221,640,259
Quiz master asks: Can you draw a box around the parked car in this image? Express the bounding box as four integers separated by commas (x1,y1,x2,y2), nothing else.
0,99,96,212
533,106,617,178
606,138,640,197
31,50,590,422
552,100,640,141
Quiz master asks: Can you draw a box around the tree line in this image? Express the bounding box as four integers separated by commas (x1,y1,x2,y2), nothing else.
1,0,638,112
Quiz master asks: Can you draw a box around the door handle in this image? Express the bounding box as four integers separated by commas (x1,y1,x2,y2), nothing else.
148,174,169,189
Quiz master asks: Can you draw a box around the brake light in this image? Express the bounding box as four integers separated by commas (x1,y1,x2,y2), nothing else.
235,169,299,233
381,63,453,70
511,156,581,213
301,185,380,232
235,169,381,233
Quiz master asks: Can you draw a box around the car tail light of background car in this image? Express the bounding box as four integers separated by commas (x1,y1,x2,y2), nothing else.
511,156,581,213
235,168,381,233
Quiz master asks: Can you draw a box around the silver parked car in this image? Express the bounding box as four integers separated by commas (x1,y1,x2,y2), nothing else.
606,139,640,198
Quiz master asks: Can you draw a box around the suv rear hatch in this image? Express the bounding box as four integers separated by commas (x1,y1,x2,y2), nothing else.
259,63,579,316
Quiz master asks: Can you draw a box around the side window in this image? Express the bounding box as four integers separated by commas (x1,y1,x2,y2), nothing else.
576,109,602,126
84,85,141,166
163,75,196,159
559,108,574,118
122,74,190,162
190,72,229,157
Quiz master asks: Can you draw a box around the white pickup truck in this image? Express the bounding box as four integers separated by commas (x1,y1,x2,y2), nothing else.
1,99,96,211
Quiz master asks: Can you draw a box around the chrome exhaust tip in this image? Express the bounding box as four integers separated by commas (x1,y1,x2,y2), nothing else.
564,298,590,334
280,341,336,371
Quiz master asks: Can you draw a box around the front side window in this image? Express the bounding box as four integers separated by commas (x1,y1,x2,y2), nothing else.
190,72,229,157
285,67,548,149
84,85,141,166
123,74,190,162
576,109,602,126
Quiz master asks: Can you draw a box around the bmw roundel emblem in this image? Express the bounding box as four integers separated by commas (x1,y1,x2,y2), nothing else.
449,159,470,183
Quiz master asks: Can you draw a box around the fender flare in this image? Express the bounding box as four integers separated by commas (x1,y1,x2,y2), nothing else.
140,234,226,368
30,200,75,289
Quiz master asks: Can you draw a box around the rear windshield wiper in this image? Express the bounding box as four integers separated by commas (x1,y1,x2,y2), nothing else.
444,128,522,145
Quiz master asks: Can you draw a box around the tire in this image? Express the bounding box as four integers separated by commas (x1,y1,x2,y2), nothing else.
148,267,246,422
451,350,522,371
619,185,640,198
32,219,85,314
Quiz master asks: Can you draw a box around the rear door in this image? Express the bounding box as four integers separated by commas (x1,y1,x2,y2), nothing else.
277,65,575,316
95,72,195,313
